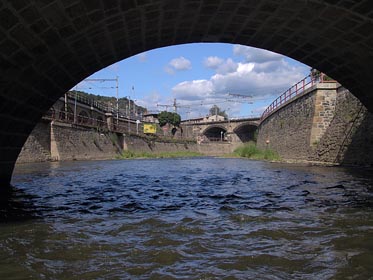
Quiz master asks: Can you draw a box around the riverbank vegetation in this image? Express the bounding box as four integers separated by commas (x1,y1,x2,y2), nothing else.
118,150,203,159
234,141,280,161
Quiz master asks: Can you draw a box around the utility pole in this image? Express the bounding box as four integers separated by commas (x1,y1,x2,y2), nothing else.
128,96,131,117
74,85,77,124
127,96,131,133
116,76,119,124
157,99,190,113
64,92,68,120
132,86,136,118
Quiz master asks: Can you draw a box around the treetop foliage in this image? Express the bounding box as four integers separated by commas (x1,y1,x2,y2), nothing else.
158,111,181,127
209,105,228,119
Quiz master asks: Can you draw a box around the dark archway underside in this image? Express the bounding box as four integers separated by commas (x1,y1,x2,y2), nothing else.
1,0,373,184
234,124,258,143
203,126,227,141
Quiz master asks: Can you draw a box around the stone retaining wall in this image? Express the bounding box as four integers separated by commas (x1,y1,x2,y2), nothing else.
49,122,122,161
257,86,319,160
257,84,373,165
310,87,373,165
17,121,236,164
17,121,51,163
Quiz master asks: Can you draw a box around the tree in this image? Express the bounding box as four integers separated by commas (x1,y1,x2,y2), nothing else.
158,111,181,127
209,105,228,119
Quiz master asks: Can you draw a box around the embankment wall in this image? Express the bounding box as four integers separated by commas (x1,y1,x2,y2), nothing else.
17,121,122,163
257,86,319,160
18,121,235,164
310,87,373,165
17,121,51,163
257,85,373,165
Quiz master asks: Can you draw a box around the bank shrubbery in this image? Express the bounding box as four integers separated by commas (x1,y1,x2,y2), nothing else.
234,141,280,161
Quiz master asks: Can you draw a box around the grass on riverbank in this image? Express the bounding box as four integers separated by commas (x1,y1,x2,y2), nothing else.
234,142,280,161
117,150,203,159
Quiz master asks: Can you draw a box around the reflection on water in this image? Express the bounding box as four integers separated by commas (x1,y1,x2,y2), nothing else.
1,158,373,279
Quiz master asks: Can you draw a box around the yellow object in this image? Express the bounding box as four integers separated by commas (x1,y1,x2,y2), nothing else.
143,123,157,134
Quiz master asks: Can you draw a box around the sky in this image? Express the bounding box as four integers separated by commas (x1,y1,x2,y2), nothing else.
76,43,311,120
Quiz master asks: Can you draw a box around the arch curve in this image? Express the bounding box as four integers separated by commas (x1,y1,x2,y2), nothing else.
1,0,373,183
233,122,259,143
202,125,227,141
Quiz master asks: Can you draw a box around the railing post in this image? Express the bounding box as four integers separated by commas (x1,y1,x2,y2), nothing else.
302,78,305,91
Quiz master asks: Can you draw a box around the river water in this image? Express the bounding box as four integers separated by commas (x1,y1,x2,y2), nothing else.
1,157,373,279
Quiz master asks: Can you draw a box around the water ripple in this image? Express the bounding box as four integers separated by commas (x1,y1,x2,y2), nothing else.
2,158,373,279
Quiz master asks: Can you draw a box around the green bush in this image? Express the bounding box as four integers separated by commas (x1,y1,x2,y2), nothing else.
234,141,280,161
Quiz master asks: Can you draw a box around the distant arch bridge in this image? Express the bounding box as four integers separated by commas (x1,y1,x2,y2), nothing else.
182,118,260,143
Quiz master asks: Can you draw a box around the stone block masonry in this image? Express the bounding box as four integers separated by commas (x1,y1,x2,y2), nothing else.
17,120,52,163
17,120,238,165
49,122,122,161
123,134,236,156
310,84,338,146
17,121,123,164
310,87,373,165
257,83,373,165
257,83,338,161
3,0,373,186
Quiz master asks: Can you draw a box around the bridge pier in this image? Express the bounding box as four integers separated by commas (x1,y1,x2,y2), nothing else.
310,84,338,146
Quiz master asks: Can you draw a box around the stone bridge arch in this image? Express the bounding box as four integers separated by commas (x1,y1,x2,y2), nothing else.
1,0,373,184
77,109,90,125
233,122,259,143
202,125,227,141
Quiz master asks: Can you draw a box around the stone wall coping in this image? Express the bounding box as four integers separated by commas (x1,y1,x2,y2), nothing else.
260,82,340,124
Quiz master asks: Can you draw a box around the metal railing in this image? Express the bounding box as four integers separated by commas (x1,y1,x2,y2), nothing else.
44,111,138,135
67,91,115,113
260,73,336,121
44,111,196,142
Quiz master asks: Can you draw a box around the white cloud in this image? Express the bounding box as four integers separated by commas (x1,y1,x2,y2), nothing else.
216,59,238,75
135,91,164,112
165,56,192,74
204,56,224,69
171,45,308,117
172,80,213,101
233,45,282,63
204,56,238,75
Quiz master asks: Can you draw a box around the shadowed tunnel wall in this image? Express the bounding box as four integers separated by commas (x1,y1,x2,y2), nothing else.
2,0,373,184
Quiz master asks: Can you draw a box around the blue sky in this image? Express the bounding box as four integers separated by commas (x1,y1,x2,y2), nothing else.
76,43,310,119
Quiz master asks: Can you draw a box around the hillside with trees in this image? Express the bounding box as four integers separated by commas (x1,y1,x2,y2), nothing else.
69,90,147,116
